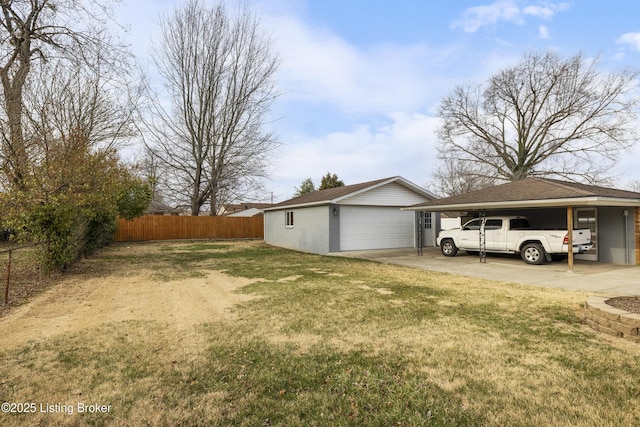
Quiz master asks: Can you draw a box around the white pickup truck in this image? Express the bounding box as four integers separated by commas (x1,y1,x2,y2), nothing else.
437,216,593,265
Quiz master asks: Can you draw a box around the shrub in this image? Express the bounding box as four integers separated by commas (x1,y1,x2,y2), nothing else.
2,134,152,270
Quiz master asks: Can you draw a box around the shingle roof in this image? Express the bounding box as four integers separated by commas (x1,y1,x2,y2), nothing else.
224,203,275,213
408,178,640,210
266,176,434,210
146,200,182,214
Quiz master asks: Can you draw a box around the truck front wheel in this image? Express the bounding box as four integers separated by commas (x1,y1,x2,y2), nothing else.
440,239,458,257
520,243,546,265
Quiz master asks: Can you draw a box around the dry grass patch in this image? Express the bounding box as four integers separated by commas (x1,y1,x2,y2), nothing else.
1,241,639,426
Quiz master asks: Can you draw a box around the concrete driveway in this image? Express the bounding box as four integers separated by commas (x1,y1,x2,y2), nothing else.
335,247,640,295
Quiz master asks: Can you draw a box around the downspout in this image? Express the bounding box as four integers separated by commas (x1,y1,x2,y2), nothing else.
624,209,629,265
416,211,423,256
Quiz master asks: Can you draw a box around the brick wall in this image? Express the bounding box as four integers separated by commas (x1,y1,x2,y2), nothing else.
584,296,640,343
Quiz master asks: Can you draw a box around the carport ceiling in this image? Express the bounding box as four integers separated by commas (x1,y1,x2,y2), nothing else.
405,177,640,212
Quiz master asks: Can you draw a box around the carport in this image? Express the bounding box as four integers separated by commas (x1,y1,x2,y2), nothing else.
405,178,640,270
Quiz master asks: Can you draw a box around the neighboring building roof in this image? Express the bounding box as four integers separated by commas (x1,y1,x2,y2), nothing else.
146,200,183,215
405,178,640,211
226,207,265,217
264,176,436,211
224,203,274,214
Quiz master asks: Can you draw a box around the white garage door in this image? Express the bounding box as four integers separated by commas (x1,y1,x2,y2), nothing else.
340,206,415,251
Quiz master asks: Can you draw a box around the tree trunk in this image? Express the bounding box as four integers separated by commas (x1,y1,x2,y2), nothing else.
0,38,31,189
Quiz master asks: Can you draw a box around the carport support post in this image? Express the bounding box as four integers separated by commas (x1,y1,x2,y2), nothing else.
567,206,574,273
4,249,11,305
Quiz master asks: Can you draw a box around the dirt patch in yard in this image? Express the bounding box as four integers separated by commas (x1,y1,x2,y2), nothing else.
0,263,260,350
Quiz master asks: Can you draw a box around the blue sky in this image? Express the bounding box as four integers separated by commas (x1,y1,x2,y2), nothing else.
116,0,640,202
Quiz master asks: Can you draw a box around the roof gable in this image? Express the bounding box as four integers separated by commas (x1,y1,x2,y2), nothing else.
342,181,432,206
266,177,434,210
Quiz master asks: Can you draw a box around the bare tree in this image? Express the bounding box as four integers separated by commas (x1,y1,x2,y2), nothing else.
437,51,639,185
146,0,280,216
430,157,497,197
0,0,127,189
13,45,143,211
627,180,640,193
23,56,140,156
138,146,164,202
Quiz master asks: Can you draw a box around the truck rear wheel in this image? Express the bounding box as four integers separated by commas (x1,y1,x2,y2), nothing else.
521,243,546,265
440,239,458,257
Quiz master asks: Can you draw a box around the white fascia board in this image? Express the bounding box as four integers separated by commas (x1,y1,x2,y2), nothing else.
262,201,330,211
573,197,640,207
403,197,640,212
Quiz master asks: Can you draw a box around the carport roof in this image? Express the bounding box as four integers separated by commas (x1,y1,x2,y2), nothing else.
405,178,640,211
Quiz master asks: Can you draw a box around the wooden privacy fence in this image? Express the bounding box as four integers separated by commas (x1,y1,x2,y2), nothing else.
115,215,264,242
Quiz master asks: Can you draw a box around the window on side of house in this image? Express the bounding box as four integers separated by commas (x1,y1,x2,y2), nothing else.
285,211,294,228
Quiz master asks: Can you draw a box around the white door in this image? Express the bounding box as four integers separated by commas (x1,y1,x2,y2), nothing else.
340,206,415,251
574,208,597,261
423,212,435,247
458,218,481,249
484,218,506,250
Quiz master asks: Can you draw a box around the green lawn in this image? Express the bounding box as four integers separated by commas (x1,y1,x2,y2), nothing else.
1,241,639,426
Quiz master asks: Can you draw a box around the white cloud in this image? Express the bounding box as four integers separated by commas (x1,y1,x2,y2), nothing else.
263,12,458,115
616,32,640,51
538,25,550,39
523,3,571,19
270,114,441,200
259,4,540,199
451,0,571,33
451,0,522,33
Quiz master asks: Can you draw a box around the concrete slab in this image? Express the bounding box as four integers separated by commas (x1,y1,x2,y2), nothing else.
333,247,640,296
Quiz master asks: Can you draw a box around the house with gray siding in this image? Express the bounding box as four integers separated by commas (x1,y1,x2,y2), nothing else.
263,177,437,254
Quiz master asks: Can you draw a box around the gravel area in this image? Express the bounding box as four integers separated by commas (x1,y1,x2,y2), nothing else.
606,297,640,314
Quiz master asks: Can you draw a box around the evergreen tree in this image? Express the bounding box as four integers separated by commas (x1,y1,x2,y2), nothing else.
293,178,316,197
319,173,345,190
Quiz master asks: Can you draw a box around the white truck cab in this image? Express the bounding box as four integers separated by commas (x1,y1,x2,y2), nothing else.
437,216,592,265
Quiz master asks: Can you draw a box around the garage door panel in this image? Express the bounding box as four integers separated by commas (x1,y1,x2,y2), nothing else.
340,206,414,251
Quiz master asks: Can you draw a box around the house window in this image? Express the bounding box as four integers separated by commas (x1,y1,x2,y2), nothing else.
425,212,432,229
285,211,294,228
